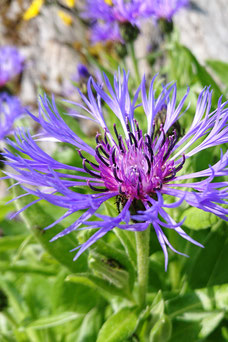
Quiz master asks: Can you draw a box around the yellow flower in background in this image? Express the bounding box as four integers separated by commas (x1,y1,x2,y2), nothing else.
65,0,75,8
58,10,73,26
23,0,44,20
104,0,113,5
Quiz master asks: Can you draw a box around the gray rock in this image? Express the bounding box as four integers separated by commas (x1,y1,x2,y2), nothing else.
175,0,228,64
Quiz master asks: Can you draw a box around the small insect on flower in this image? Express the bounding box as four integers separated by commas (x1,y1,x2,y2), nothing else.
3,70,228,270
0,46,24,87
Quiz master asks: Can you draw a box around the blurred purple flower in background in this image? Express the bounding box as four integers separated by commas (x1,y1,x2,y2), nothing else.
0,92,24,140
0,46,24,87
82,0,189,42
83,0,152,25
91,22,122,43
82,0,154,42
3,70,228,269
76,64,91,81
151,0,189,21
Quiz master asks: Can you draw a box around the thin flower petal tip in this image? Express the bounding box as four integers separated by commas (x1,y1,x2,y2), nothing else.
0,93,25,140
4,69,228,269
0,46,24,87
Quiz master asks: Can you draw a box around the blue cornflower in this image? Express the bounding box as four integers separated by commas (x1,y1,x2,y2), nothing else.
82,0,154,42
0,93,24,140
4,71,228,269
151,0,189,21
82,0,189,42
0,46,24,87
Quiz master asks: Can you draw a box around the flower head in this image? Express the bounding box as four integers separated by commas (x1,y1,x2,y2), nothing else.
0,46,24,87
0,93,24,140
151,0,189,21
4,70,228,269
83,0,151,25
82,0,154,42
82,0,189,42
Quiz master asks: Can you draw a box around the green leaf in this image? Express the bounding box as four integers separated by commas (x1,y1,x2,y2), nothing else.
0,261,56,276
88,253,130,289
13,188,87,273
113,229,137,267
166,283,228,317
206,60,228,88
0,235,29,252
149,314,172,342
97,307,138,342
179,311,224,339
20,312,83,330
181,207,217,230
104,202,137,266
91,241,135,290
167,284,228,341
51,271,101,314
0,277,26,320
166,42,222,105
150,291,165,321
66,273,132,301
0,206,15,221
77,308,103,342
187,223,228,287
182,46,222,102
169,321,200,342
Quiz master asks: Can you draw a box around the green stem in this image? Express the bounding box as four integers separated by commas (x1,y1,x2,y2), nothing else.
128,41,140,84
135,228,150,307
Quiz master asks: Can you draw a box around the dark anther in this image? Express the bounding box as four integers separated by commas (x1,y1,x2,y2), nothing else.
78,150,99,169
145,134,151,145
137,182,141,196
98,144,110,158
88,182,109,192
113,167,123,183
119,185,125,195
129,132,138,148
126,122,131,133
143,153,151,175
163,136,174,161
95,146,109,167
83,160,101,178
163,172,176,182
113,124,119,140
172,129,178,145
163,130,178,162
151,122,155,141
104,132,111,150
145,134,154,161
95,133,101,145
153,182,162,191
160,124,166,147
134,119,141,140
118,136,125,153
104,131,108,145
174,154,186,173
138,171,142,183
111,148,116,165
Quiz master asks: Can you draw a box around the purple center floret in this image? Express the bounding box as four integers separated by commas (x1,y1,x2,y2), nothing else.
80,120,185,200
